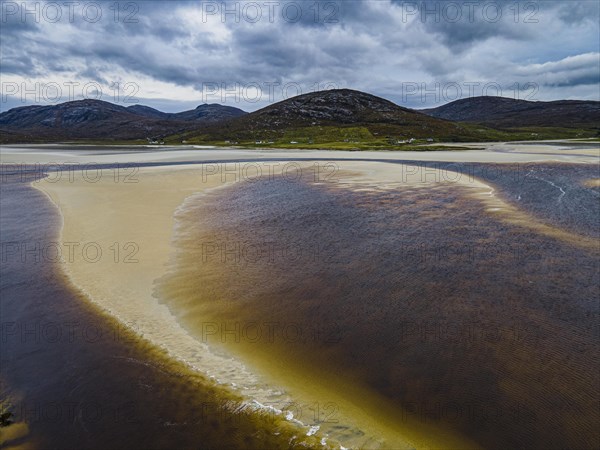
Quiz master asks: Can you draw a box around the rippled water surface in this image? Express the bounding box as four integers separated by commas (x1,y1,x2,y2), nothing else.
157,165,600,449
2,158,599,449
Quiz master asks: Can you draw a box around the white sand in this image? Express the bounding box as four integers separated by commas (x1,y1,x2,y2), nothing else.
2,139,599,166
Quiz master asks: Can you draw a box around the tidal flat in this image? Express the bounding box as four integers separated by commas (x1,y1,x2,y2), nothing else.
1,141,598,449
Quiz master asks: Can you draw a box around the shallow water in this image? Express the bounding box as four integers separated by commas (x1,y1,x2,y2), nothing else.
0,170,326,450
156,165,600,449
2,158,599,449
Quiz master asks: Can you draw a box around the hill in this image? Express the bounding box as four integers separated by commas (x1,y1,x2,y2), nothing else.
126,105,170,119
185,89,484,146
2,91,598,147
171,104,246,122
421,96,600,130
0,100,246,143
126,103,246,122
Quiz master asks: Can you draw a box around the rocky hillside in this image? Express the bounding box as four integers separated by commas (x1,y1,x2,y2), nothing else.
191,89,479,142
2,91,597,145
126,103,246,122
126,105,170,119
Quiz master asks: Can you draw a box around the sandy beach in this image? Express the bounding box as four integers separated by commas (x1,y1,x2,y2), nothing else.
20,143,599,449
3,0,598,445
33,160,498,449
2,140,599,166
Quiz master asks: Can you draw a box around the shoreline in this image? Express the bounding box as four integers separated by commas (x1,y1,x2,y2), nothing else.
3,140,599,166
31,156,599,449
33,161,487,449
3,173,334,450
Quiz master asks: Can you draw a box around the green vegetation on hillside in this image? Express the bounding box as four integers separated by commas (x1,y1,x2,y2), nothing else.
168,123,598,150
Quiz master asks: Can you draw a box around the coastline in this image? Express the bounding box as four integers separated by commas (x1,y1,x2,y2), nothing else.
3,140,599,167
31,156,599,449
2,167,330,450
33,161,486,449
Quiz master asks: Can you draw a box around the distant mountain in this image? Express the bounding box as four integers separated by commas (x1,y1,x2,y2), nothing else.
127,103,246,122
2,91,598,145
126,104,170,119
192,89,479,142
421,96,600,129
0,100,247,143
1,100,134,128
172,104,247,122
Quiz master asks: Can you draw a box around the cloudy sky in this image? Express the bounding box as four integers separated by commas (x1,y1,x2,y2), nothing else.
1,0,599,112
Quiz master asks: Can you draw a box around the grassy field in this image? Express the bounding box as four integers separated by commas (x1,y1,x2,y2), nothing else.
168,123,598,150
3,125,597,150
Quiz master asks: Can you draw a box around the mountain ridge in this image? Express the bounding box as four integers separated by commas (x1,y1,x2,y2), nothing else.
1,91,598,144
0,99,247,142
187,88,482,143
421,96,600,129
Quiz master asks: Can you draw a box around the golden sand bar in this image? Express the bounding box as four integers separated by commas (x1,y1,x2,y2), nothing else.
35,161,489,449
34,158,597,449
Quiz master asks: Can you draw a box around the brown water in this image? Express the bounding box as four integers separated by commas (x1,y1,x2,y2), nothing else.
0,170,327,450
3,160,599,449
156,168,600,449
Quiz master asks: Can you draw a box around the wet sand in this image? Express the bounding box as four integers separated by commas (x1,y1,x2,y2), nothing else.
0,170,325,450
33,161,493,449
33,167,280,398
584,178,600,187
2,139,599,165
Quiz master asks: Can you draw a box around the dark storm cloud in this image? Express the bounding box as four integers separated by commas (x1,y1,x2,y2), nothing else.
0,57,37,76
546,73,600,88
0,0,598,110
389,0,550,49
558,1,600,24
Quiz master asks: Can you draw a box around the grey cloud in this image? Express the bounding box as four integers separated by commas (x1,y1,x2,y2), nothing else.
389,1,560,50
0,56,38,76
543,73,600,88
1,0,598,109
515,53,600,88
558,1,600,24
